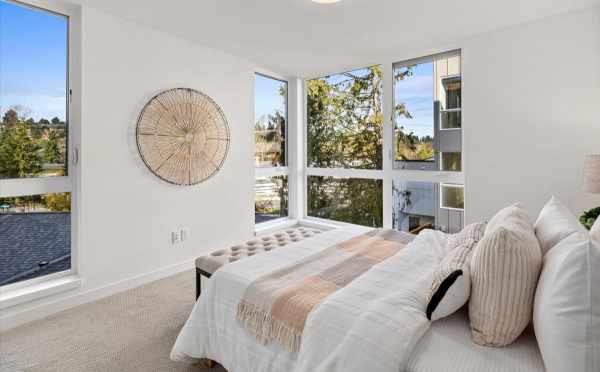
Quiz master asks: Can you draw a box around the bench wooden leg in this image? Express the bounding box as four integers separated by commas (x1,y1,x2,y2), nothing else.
204,359,217,368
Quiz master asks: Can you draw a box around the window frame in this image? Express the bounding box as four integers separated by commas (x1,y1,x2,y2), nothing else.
439,183,465,211
254,70,292,227
301,50,465,230
0,0,81,296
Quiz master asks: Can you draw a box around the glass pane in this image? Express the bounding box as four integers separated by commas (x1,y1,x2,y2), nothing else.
255,74,287,167
0,192,71,286
392,180,463,233
441,152,461,172
393,53,462,171
0,1,69,179
441,110,461,129
255,176,288,223
307,66,383,170
307,176,382,227
441,184,465,210
393,62,435,167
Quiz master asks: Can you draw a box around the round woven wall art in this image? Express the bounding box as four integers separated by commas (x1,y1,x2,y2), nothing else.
136,88,230,185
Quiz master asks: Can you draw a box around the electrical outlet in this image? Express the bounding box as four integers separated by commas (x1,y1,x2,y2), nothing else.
180,228,190,242
171,230,181,244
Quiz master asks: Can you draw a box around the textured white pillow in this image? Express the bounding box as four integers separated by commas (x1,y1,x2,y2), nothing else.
426,267,470,321
426,222,486,321
534,196,585,255
469,204,542,346
533,231,600,372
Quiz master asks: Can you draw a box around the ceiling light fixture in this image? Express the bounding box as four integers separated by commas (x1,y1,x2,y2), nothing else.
312,0,343,4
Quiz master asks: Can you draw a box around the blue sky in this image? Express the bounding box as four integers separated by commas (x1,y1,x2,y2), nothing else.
394,62,434,139
255,74,286,123
0,0,68,121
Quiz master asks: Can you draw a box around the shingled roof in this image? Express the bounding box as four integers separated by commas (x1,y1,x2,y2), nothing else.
0,212,71,286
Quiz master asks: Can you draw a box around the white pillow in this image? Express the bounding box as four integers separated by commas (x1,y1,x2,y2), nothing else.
426,222,486,321
426,268,470,321
592,217,600,240
533,231,600,372
470,204,542,346
534,196,585,255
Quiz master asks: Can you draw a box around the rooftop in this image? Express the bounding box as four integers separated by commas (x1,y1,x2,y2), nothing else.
0,212,71,286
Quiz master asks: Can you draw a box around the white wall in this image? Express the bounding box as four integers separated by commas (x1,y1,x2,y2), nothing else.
1,6,255,329
463,7,600,222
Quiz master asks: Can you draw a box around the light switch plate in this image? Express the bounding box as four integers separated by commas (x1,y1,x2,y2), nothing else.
171,231,181,244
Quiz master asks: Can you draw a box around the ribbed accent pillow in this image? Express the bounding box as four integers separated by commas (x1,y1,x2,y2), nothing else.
426,222,486,321
469,204,542,346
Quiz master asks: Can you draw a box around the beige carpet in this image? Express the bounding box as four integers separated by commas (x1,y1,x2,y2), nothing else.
0,271,227,372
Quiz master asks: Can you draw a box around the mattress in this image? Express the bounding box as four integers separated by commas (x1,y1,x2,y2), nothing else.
406,309,545,372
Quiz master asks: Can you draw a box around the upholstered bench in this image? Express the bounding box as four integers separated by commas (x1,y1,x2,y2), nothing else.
195,227,322,298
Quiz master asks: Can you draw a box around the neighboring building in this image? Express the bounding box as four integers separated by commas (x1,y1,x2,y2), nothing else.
394,54,462,172
392,181,464,233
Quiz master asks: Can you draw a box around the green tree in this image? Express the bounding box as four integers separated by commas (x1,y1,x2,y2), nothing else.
306,66,389,227
44,193,71,212
0,124,42,178
51,117,61,125
43,129,61,163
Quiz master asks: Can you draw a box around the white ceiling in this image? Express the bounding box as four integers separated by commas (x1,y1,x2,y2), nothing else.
76,0,598,77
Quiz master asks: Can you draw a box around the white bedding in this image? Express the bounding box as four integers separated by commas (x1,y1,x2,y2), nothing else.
171,227,544,372
406,309,545,372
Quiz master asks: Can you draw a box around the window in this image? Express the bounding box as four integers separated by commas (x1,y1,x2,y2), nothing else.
255,175,288,224
393,52,462,171
254,73,288,224
307,66,383,170
393,180,463,233
307,176,382,227
0,0,75,286
440,184,465,210
305,66,384,227
0,193,71,286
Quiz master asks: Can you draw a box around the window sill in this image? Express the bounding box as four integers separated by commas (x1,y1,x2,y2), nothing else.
0,275,81,310
255,218,299,235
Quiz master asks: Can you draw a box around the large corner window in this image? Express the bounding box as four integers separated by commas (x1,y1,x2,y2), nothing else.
254,73,288,224
306,66,384,228
0,0,74,286
304,55,464,232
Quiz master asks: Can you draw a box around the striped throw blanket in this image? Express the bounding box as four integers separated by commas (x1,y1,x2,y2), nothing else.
236,229,414,352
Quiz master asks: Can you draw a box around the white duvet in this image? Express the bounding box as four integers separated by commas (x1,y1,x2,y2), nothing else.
171,226,450,372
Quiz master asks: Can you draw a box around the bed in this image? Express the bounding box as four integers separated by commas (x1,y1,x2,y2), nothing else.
170,226,545,372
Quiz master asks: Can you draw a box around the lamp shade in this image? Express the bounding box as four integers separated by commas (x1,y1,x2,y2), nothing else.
583,154,600,194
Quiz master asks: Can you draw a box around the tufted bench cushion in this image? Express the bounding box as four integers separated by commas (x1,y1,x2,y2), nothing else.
195,227,322,277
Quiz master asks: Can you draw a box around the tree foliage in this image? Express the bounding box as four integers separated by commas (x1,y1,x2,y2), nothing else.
306,66,389,227
0,124,42,178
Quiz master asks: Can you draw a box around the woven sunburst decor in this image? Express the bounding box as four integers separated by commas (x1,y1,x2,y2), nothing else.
136,88,230,185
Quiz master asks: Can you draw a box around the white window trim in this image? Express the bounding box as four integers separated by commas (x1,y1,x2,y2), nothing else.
301,49,465,229
440,183,466,211
0,0,81,307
